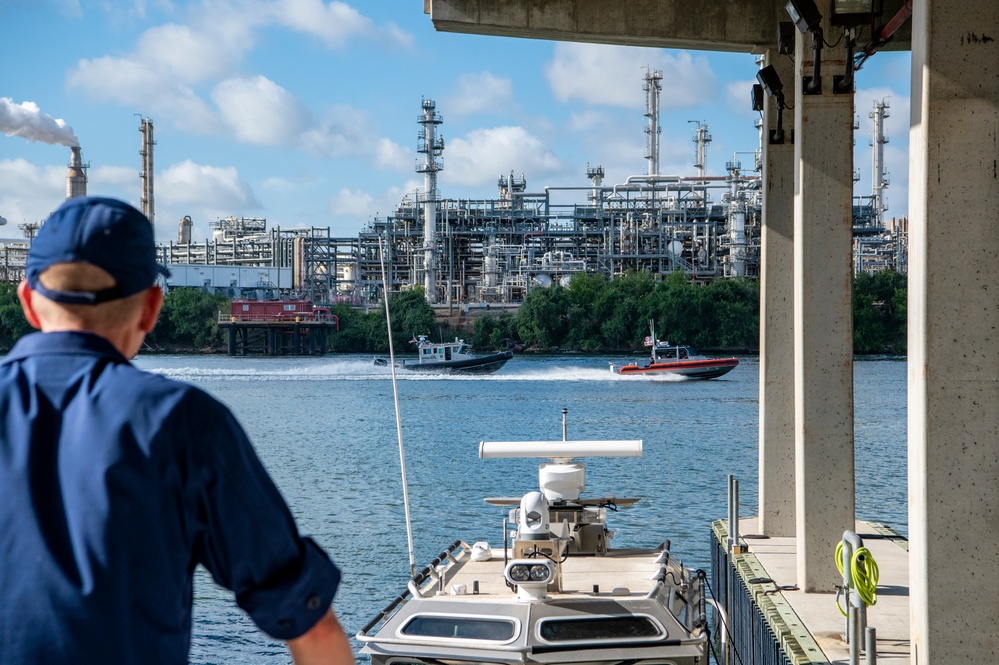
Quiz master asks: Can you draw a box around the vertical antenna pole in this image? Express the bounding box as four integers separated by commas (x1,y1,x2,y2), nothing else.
380,235,417,576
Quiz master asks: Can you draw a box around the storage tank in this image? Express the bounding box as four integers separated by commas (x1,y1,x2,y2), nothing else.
177,215,193,244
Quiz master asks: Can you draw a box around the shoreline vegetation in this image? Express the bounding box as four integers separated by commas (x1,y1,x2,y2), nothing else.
0,270,906,356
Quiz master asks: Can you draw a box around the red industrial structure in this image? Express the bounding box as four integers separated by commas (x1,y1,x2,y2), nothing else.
221,300,338,355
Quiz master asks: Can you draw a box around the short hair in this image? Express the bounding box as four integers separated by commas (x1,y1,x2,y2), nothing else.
32,262,151,330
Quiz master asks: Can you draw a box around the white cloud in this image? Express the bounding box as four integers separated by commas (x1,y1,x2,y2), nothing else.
212,75,313,146
64,0,394,140
269,0,372,48
544,43,716,110
301,104,376,157
67,56,221,134
330,187,374,217
0,159,66,227
135,21,249,84
89,165,140,188
444,126,560,187
726,78,758,116
447,72,515,116
262,176,304,190
375,138,412,170
158,160,260,210
383,21,415,49
567,110,612,132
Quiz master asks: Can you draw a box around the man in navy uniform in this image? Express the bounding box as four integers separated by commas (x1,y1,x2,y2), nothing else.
0,196,354,665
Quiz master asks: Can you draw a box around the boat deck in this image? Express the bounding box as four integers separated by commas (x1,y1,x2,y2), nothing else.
725,518,910,664
443,547,667,599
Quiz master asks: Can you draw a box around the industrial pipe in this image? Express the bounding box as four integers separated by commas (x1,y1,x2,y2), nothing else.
856,0,913,70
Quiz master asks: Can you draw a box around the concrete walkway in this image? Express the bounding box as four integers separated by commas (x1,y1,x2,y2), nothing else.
737,518,910,664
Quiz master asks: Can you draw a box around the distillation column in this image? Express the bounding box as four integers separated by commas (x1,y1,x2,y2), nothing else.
690,120,712,180
140,117,155,229
416,99,444,303
643,68,662,176
726,158,747,277
869,99,890,226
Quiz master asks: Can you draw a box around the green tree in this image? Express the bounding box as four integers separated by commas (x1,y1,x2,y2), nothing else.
703,277,760,349
150,288,230,351
0,282,33,351
329,302,381,353
389,288,437,351
472,312,517,351
563,272,609,351
853,270,907,354
515,285,570,350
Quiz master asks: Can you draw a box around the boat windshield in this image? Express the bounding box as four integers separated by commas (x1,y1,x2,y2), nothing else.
654,345,691,360
401,615,517,641
538,615,663,642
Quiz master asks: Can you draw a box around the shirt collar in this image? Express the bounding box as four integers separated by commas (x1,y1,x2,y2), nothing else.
4,331,129,366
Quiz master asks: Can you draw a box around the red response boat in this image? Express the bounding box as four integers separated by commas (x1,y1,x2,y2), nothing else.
610,323,739,379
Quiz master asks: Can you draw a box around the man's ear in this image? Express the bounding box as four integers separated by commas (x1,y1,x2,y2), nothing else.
139,286,165,333
17,281,42,330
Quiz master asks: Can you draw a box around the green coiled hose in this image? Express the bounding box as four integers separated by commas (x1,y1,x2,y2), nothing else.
834,540,879,616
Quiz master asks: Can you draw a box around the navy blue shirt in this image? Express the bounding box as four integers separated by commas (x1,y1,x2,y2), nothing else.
0,331,341,664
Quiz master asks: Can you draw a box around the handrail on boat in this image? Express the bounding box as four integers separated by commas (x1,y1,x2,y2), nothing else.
646,540,674,598
355,631,710,651
357,540,465,637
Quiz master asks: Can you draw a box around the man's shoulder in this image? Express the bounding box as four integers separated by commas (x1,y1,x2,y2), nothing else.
109,364,226,413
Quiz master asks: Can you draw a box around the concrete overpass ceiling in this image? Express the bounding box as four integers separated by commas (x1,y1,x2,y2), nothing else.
425,0,911,54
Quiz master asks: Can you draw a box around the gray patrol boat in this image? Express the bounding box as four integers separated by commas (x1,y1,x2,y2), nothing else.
357,413,714,665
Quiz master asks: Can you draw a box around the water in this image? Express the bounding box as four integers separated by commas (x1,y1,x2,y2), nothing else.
131,353,908,663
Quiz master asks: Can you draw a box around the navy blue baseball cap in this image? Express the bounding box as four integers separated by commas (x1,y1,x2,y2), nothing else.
26,196,170,305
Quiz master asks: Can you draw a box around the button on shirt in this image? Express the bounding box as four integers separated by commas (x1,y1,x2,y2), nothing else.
0,332,341,664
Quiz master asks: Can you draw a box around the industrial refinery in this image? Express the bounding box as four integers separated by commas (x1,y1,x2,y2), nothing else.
0,72,906,304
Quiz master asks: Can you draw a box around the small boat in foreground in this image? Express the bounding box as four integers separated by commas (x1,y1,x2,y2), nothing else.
375,335,512,374
610,323,739,379
357,411,715,665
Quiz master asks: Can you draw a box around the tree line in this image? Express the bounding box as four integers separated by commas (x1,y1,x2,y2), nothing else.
0,269,906,355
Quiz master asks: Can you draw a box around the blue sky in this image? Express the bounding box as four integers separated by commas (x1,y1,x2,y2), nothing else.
1,1,911,243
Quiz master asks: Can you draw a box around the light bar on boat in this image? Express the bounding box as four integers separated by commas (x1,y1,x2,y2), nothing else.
479,440,643,459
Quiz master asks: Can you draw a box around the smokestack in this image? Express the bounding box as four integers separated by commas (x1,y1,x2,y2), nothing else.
1,98,78,146
66,146,88,200
139,117,155,228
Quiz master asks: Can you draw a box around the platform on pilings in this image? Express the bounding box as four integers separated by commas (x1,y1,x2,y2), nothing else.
711,518,910,665
219,320,335,356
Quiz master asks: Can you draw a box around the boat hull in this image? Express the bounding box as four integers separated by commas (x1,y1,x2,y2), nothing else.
616,357,739,379
400,350,513,374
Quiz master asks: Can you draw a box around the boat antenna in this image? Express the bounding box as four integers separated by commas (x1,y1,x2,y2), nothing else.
379,234,417,577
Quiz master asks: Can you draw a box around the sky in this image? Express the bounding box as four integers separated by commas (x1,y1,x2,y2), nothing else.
1,0,912,244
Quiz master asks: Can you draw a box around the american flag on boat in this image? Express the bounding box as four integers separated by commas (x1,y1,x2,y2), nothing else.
644,335,654,347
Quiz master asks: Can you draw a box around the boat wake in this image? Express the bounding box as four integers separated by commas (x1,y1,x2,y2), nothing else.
139,358,693,382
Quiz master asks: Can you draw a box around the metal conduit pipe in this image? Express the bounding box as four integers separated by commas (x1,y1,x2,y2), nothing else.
856,0,913,69
841,530,868,665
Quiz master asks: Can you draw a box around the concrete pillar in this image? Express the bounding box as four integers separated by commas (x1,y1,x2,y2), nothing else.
792,24,855,592
908,2,999,661
759,50,796,537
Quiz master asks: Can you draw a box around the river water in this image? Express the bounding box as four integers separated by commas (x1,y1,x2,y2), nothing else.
132,353,907,664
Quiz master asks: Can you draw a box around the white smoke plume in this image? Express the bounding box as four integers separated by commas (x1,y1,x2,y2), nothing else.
0,98,79,147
